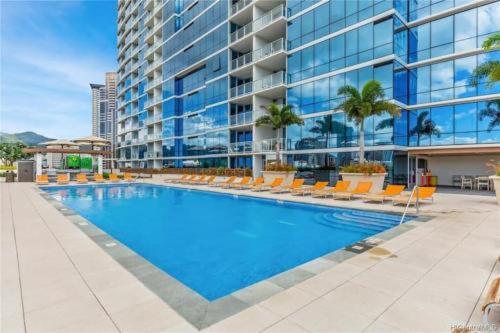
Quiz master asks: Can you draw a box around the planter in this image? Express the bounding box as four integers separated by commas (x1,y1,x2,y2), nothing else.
339,172,387,193
262,171,297,185
489,175,500,205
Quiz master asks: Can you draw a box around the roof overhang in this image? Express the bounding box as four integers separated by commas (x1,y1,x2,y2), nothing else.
408,144,500,156
23,148,111,156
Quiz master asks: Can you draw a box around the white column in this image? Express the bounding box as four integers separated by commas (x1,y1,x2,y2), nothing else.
35,153,42,176
97,155,103,175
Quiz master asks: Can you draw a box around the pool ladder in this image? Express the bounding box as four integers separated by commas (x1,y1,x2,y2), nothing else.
399,185,419,225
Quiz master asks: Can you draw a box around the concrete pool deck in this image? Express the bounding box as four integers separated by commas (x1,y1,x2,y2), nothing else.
2,181,499,332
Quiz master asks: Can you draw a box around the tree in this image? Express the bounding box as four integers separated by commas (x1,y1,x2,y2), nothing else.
337,80,400,163
470,33,500,86
255,103,304,163
479,100,500,132
410,111,441,146
0,142,29,166
310,115,346,166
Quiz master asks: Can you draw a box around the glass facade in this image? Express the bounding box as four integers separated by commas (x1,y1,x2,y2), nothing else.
116,0,500,179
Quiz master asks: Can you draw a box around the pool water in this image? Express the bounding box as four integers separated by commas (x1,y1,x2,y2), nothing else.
43,184,410,300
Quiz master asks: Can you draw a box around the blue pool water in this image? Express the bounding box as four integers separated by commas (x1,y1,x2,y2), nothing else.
43,184,410,300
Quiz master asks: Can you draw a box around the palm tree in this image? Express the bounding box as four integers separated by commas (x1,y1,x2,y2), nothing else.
310,115,346,165
470,33,500,86
479,100,500,132
337,80,400,163
410,111,441,146
255,103,304,163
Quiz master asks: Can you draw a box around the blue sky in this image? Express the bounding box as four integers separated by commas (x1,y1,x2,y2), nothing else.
1,0,117,139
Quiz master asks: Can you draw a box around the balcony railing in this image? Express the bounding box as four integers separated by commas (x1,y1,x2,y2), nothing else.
229,141,253,154
146,133,162,141
231,38,285,71
145,114,162,125
145,78,162,90
230,22,253,43
230,111,253,126
145,41,161,56
231,0,252,16
146,151,162,158
145,59,161,73
145,97,162,108
230,81,253,98
254,71,285,92
230,4,285,44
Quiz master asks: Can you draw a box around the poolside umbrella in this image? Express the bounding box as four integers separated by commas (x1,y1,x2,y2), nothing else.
73,135,110,150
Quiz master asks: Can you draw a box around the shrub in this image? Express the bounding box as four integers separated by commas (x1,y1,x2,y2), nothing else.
340,162,386,174
265,162,296,172
486,159,500,176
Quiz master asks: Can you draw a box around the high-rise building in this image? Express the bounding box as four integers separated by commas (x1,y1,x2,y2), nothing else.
91,72,117,165
116,0,500,186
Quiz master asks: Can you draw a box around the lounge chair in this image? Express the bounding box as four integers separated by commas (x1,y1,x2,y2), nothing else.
173,174,195,184
56,174,69,185
210,176,237,187
482,277,500,324
123,173,136,182
36,174,49,185
292,181,328,196
311,180,350,198
94,174,105,183
363,185,405,203
271,179,305,194
109,173,120,183
185,175,205,184
240,177,264,190
252,178,283,192
392,187,436,206
334,181,372,200
76,173,88,184
195,175,216,185
229,176,251,189
165,174,189,183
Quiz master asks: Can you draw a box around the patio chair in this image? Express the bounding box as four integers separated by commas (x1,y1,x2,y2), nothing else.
311,180,350,198
482,277,500,324
165,174,189,183
173,174,195,184
123,173,136,182
225,176,251,189
36,174,49,185
194,175,216,185
185,175,205,184
231,176,255,189
271,179,305,194
240,177,264,190
109,173,120,183
76,173,88,184
56,174,69,185
334,181,373,200
94,174,105,183
363,185,405,203
477,177,490,191
252,178,283,192
291,181,328,196
210,176,236,187
452,175,462,187
461,175,473,190
392,186,436,206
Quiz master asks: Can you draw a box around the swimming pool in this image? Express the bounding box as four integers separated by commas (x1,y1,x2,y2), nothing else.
43,184,411,301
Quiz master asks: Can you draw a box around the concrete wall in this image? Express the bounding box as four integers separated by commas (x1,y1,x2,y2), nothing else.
426,154,499,186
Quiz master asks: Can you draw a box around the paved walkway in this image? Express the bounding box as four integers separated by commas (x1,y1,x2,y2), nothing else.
2,182,499,332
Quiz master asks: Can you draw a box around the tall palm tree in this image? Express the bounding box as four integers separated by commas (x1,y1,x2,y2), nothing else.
479,100,500,132
310,115,346,165
255,103,304,163
470,33,500,86
410,111,441,146
337,80,400,163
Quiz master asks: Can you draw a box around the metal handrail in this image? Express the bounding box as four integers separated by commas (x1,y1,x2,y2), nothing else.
399,185,419,224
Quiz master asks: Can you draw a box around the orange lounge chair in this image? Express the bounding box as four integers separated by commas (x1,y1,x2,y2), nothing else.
123,173,136,182
36,174,49,185
292,181,328,196
311,180,351,198
195,175,216,185
76,174,88,184
210,176,237,187
94,174,105,183
363,185,405,203
229,176,252,189
334,181,373,200
173,174,194,184
271,179,305,194
393,187,436,206
109,173,120,183
184,175,205,184
241,177,264,190
252,178,283,192
166,174,188,183
56,174,69,185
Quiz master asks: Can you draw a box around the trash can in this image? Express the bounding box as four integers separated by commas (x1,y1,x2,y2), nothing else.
17,160,35,182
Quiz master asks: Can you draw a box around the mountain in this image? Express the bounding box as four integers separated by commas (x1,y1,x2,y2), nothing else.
0,131,55,146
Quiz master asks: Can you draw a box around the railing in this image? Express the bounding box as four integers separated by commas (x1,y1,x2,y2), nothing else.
254,4,285,31
145,59,162,73
230,22,253,43
230,81,253,98
230,38,284,71
144,97,162,108
145,78,162,90
146,151,162,158
254,71,285,92
145,114,162,125
231,0,252,16
400,185,419,224
229,141,253,153
145,41,161,56
230,111,253,126
146,133,162,141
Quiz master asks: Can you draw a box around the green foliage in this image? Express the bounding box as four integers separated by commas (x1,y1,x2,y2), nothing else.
340,162,386,174
265,162,296,172
66,155,80,169
470,33,500,86
0,142,30,166
337,80,400,163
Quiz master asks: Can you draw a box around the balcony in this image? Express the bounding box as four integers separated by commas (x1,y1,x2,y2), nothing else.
145,78,162,91
144,59,162,74
230,111,253,126
146,133,162,141
146,151,163,158
144,114,162,125
231,52,253,71
231,38,285,72
231,0,252,16
229,141,253,154
230,22,253,44
254,71,285,97
230,71,285,100
230,81,253,99
144,41,162,57
144,97,162,108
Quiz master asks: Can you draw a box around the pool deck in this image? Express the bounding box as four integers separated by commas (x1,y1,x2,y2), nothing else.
2,181,499,332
